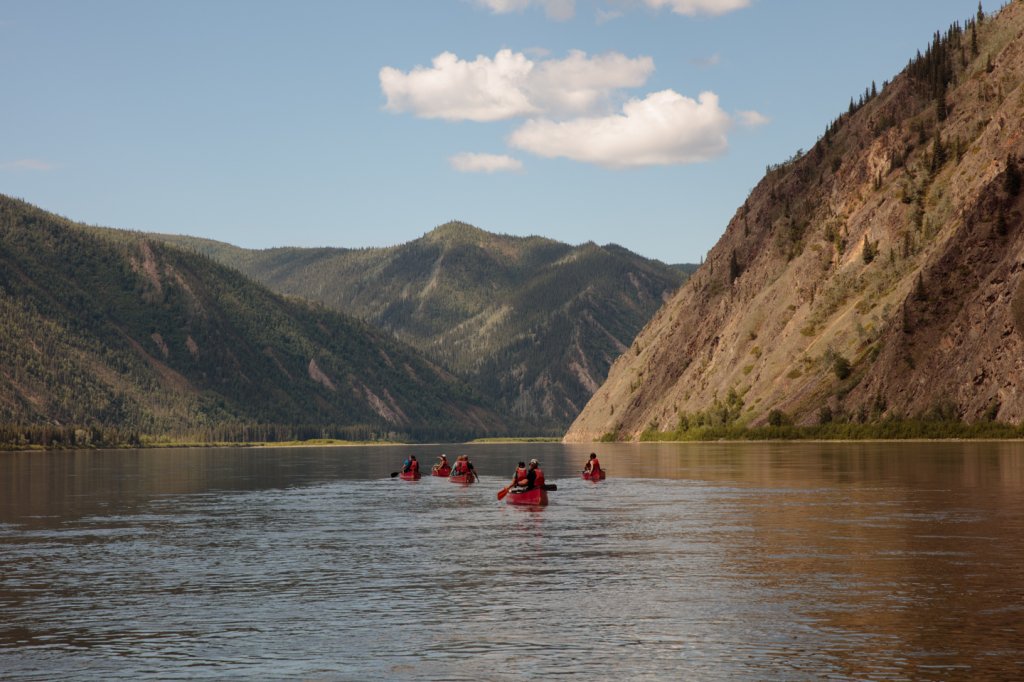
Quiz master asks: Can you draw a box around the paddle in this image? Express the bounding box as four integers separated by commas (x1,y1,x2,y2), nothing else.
390,471,399,478
499,482,556,499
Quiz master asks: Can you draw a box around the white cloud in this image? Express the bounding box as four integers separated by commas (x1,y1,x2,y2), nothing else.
450,152,524,173
527,50,654,115
380,49,653,121
643,0,750,17
690,53,721,68
476,0,748,20
1,158,56,171
508,90,731,168
380,50,537,122
474,0,575,20
737,110,769,127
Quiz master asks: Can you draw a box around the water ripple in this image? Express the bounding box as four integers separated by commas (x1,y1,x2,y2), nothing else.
2,444,1023,680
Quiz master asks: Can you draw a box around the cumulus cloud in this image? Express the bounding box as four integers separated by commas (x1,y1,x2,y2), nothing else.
474,0,575,20
643,0,750,16
380,49,653,121
737,110,769,127
450,152,524,173
380,50,537,122
381,41,758,169
508,90,731,168
1,158,56,171
476,0,748,20
527,50,653,115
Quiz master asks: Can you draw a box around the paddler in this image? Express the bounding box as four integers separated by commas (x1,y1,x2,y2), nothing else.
433,453,450,474
513,458,543,490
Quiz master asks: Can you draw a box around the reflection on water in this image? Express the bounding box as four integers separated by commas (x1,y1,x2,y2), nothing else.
1,442,1023,680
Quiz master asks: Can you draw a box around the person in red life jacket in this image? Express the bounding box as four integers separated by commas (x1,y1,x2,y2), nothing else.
433,454,450,474
407,455,419,475
583,452,601,476
511,461,527,487
532,460,544,488
513,458,544,490
453,455,477,481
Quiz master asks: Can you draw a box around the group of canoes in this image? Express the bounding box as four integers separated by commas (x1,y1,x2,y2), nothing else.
395,452,606,506
430,453,478,483
396,454,478,482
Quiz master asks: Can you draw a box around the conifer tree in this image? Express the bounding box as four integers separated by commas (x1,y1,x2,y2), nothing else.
930,132,947,175
1006,154,1022,196
862,235,877,264
936,80,948,122
728,249,743,284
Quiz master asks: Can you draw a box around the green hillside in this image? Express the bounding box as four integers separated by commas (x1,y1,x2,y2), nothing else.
0,196,506,447
155,221,687,432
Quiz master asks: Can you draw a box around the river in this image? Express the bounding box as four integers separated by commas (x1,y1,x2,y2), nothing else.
1,441,1022,680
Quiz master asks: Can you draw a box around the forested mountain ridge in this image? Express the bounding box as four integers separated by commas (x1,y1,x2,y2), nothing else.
153,222,686,432
566,2,1024,441
0,195,507,445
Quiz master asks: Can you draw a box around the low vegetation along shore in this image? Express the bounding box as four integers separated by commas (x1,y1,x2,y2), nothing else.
634,420,1024,442
4,423,1024,452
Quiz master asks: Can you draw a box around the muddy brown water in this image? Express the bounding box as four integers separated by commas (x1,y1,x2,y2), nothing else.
2,441,1022,680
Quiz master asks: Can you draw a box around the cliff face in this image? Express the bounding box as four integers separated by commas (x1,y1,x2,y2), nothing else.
566,3,1024,442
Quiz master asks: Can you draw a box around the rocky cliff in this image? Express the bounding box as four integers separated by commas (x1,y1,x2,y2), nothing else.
566,2,1024,441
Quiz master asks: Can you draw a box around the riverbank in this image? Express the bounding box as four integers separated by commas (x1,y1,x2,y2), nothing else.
635,418,1024,442
0,436,564,453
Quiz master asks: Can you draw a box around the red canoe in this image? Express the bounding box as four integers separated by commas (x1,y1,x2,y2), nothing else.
505,486,548,506
448,472,476,484
582,469,606,481
432,466,451,477
398,470,421,481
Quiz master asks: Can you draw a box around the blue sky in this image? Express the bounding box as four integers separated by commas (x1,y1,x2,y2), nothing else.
1,0,987,264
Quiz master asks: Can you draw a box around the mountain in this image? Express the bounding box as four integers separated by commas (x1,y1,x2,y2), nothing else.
565,3,1024,441
0,195,507,445
153,222,686,433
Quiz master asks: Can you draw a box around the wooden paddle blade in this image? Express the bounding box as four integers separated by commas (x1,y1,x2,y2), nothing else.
497,486,509,500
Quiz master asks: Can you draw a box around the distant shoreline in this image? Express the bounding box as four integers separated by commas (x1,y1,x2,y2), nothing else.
0,436,565,453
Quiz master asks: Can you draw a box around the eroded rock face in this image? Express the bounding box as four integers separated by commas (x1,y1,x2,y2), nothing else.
566,3,1024,442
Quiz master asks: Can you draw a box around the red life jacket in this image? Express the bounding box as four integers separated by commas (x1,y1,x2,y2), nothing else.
410,459,419,473
534,468,545,487
454,460,468,475
590,458,600,472
513,467,527,484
